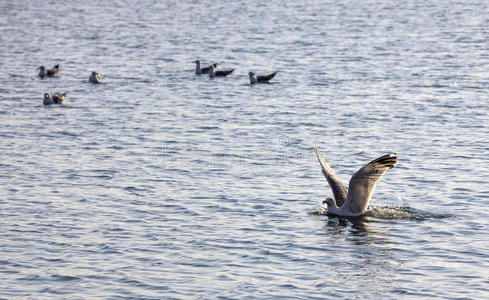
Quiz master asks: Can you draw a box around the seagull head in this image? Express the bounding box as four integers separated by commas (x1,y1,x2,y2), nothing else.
322,197,335,207
249,72,257,84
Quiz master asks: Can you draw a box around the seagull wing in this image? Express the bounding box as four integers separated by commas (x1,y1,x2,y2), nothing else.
343,153,397,214
200,66,210,73
47,64,60,76
216,69,235,76
313,146,347,206
257,72,277,83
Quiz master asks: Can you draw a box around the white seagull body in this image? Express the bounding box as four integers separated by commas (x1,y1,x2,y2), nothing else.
314,146,397,217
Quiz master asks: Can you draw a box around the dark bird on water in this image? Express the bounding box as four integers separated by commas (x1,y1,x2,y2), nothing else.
43,92,66,105
38,64,60,77
194,60,218,74
52,92,67,103
89,71,102,83
208,65,235,78
249,71,278,84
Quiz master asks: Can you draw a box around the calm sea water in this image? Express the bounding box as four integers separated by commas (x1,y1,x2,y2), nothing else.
1,0,489,298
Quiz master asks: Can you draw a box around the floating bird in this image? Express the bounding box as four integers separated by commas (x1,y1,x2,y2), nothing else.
208,65,235,78
38,64,59,77
249,71,278,84
89,71,102,83
43,92,66,105
314,146,397,217
43,93,54,105
52,92,66,104
194,60,218,75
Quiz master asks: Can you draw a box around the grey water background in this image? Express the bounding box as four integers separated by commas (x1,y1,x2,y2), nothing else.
1,0,489,298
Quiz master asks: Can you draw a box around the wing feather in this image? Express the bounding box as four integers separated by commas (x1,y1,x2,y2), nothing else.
216,69,235,76
313,146,347,206
343,153,397,214
257,72,277,83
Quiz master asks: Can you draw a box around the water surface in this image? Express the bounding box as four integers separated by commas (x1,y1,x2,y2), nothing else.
1,0,489,298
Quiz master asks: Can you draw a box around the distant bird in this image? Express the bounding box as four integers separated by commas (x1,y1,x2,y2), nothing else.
208,65,235,78
249,71,278,84
89,71,102,83
194,60,218,74
314,146,397,217
37,64,59,77
43,93,54,105
52,92,66,104
43,92,66,105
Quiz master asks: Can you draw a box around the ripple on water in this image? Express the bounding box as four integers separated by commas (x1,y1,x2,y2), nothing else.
308,206,454,220
1,0,489,299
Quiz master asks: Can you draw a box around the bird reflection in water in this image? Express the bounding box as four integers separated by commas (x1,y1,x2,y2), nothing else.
321,215,399,295
324,215,373,239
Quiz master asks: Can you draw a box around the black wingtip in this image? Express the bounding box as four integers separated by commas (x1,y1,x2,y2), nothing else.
369,153,397,169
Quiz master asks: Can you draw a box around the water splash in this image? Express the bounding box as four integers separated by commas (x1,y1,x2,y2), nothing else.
308,205,452,220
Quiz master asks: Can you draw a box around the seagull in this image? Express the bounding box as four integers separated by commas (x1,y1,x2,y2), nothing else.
38,64,59,77
313,146,397,217
89,71,102,83
194,60,218,75
249,71,278,84
43,93,54,105
208,65,235,78
52,92,66,104
43,92,66,105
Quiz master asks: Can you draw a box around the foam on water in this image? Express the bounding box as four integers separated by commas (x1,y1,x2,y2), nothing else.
308,205,452,220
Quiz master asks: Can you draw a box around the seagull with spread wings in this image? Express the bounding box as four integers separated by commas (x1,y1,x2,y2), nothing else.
313,146,397,216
